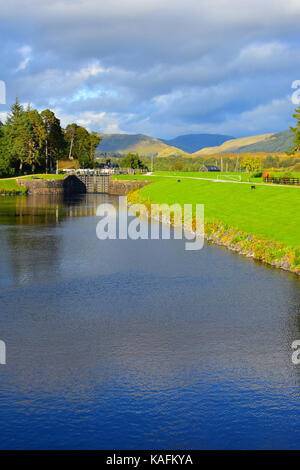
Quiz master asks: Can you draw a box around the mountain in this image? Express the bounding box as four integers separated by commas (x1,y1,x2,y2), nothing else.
234,130,295,153
194,130,295,155
160,133,234,153
97,133,185,157
97,130,296,157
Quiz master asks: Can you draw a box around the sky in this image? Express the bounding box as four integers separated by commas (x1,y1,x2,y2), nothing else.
0,0,300,139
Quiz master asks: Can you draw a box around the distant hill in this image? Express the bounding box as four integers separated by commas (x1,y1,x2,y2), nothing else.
97,130,296,158
235,130,295,153
160,133,234,153
195,130,295,155
97,133,185,157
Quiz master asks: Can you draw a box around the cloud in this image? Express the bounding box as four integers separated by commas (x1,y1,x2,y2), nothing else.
0,0,300,137
0,112,8,124
16,45,32,72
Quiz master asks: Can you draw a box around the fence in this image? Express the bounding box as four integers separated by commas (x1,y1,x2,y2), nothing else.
264,177,300,185
63,168,147,176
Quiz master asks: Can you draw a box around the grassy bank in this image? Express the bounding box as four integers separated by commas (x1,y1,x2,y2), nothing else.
136,178,300,247
122,174,300,273
22,174,65,180
0,179,27,194
0,174,65,194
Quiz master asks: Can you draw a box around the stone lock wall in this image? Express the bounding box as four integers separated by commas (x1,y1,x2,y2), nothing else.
107,180,151,195
17,178,65,195
17,176,152,196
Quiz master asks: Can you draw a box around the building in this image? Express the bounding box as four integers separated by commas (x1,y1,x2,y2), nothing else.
200,165,220,172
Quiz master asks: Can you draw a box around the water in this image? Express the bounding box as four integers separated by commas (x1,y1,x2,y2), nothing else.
0,193,300,449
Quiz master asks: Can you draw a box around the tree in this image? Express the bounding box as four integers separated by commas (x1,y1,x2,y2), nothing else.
174,161,183,171
65,123,77,160
119,153,148,170
0,98,102,175
6,96,24,125
3,97,25,173
289,106,300,155
41,109,65,173
64,125,100,168
89,132,101,164
240,156,261,182
3,99,46,174
73,126,90,167
0,124,15,177
16,109,45,173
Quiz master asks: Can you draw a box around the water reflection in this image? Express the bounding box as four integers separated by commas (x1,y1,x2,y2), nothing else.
0,193,111,226
0,194,118,287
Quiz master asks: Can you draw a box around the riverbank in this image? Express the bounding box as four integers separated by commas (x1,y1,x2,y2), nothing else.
124,175,300,276
0,179,27,195
0,174,65,195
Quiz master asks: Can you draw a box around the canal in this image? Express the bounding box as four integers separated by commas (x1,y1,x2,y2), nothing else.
0,193,300,449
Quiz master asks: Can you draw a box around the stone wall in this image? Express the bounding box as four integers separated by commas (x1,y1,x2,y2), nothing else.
17,176,152,196
18,178,65,195
108,180,151,195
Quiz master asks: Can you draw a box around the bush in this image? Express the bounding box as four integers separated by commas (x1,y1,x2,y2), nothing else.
252,171,262,178
174,161,184,171
293,163,300,171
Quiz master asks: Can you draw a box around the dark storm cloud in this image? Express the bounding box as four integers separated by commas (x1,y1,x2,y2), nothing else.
0,0,299,137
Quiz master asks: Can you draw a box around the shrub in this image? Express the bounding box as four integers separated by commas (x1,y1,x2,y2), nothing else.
292,163,300,172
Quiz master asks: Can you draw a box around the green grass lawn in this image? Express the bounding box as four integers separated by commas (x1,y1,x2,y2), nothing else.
0,174,65,193
0,179,27,194
22,174,65,180
152,170,262,182
271,171,300,179
113,174,164,181
130,177,300,248
152,170,300,182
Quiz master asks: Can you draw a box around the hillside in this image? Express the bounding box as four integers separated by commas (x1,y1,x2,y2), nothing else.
97,129,296,157
236,130,295,153
195,133,274,155
160,133,234,153
97,133,185,157
195,130,295,155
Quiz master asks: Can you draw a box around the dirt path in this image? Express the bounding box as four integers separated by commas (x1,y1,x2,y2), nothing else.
148,173,300,189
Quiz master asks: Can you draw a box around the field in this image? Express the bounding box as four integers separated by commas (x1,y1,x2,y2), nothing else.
113,170,300,184
115,173,300,248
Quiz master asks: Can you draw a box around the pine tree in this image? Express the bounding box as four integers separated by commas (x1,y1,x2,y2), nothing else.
3,97,26,173
6,96,24,125
290,106,300,155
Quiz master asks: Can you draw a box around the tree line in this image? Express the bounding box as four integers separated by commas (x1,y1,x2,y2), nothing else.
0,98,101,177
